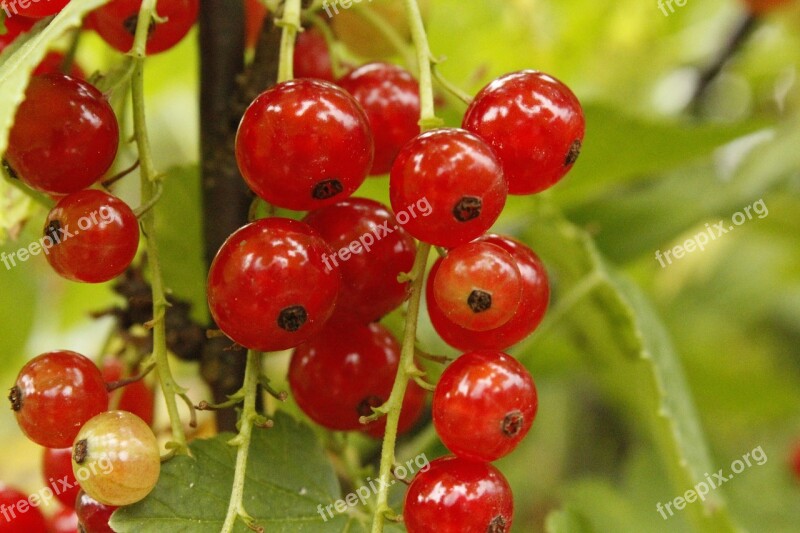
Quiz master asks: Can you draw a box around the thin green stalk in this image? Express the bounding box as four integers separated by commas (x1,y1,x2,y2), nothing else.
402,0,442,130
221,350,264,533
130,0,190,455
277,0,303,82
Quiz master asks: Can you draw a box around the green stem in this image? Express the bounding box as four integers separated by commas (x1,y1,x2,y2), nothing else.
130,0,189,455
277,0,303,83
402,0,441,130
221,349,263,533
369,242,431,533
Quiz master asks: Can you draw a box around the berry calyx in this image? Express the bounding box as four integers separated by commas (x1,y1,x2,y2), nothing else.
75,490,117,533
302,197,417,323
87,0,199,54
433,351,537,461
43,190,140,283
463,70,585,195
9,350,108,448
43,447,82,508
431,242,522,331
390,128,507,248
404,456,514,533
207,217,341,352
72,411,160,507
236,78,374,211
338,62,421,175
4,73,119,195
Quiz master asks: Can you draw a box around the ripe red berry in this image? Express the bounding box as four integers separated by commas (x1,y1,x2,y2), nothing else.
302,198,417,323
404,456,514,533
338,63,421,175
4,74,119,195
47,506,79,533
101,358,155,427
433,351,537,461
43,190,140,283
463,70,585,195
427,234,549,351
4,0,69,18
289,319,426,434
0,15,35,52
9,350,108,448
0,484,48,532
432,242,522,331
75,490,117,533
87,0,198,54
390,128,506,248
207,217,340,351
236,79,374,211
33,52,87,79
294,28,335,82
43,447,81,509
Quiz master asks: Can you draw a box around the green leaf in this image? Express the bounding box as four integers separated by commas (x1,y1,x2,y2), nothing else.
111,411,366,533
0,0,112,156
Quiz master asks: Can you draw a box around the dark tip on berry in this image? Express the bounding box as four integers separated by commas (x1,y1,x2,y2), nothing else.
452,196,482,222
73,439,88,465
467,289,492,313
357,395,383,418
123,14,156,38
45,219,62,244
277,305,308,332
2,159,18,180
502,410,524,437
8,386,21,411
565,139,582,166
312,179,344,200
487,515,508,533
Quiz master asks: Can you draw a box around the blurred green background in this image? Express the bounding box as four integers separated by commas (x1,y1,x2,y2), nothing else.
1,0,799,531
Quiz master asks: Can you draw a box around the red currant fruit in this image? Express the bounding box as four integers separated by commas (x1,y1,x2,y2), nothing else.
33,52,86,79
294,28,335,82
9,350,108,448
4,74,119,195
244,0,268,50
4,0,69,18
433,351,537,461
427,234,549,350
43,447,81,509
207,217,340,351
0,484,48,532
389,128,506,248
235,79,374,211
43,190,140,283
72,411,160,507
289,319,425,434
101,358,155,427
302,198,416,323
463,70,585,195
87,0,198,54
404,456,513,533
75,490,116,533
0,15,35,52
338,63,421,175
47,507,79,533
432,242,522,331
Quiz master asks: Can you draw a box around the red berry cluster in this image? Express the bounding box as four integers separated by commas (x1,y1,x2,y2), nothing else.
6,351,158,531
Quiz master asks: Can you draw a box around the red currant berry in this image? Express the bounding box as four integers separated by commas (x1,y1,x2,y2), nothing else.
43,447,81,509
207,217,340,351
463,70,585,195
75,490,116,533
433,351,537,461
101,358,155,427
302,198,416,323
404,456,513,533
244,0,268,50
427,234,549,351
33,52,86,79
9,350,108,448
72,411,160,507
0,15,35,52
47,507,79,533
4,74,119,195
289,319,425,434
235,79,374,211
0,484,48,532
294,28,335,82
389,128,506,248
338,62,421,175
87,0,198,54
5,0,69,18
432,242,522,331
43,190,140,283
